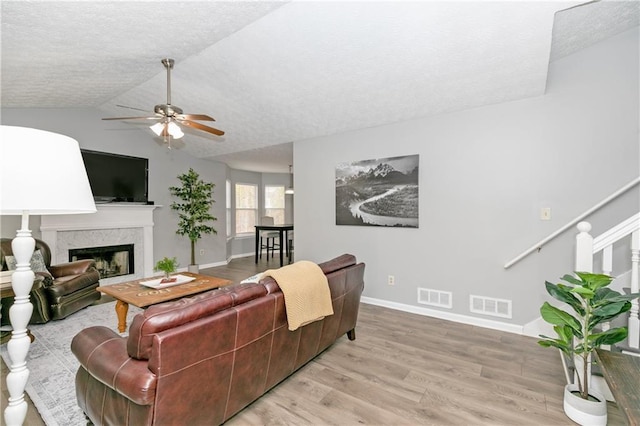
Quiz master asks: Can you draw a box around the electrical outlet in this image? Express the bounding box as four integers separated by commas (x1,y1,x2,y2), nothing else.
388,275,395,286
199,249,205,256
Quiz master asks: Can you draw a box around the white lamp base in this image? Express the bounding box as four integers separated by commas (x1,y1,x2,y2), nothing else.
3,221,35,426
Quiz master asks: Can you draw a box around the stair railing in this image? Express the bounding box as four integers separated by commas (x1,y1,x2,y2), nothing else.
575,213,640,352
504,177,640,269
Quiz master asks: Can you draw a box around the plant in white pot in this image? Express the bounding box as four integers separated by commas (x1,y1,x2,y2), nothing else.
154,257,179,282
538,271,640,426
169,168,217,273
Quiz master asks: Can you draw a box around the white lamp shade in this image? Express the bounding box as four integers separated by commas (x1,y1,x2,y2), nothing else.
150,122,165,136
167,121,184,139
0,125,96,215
150,121,184,139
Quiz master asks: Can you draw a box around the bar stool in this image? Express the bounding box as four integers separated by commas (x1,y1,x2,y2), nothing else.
259,216,280,260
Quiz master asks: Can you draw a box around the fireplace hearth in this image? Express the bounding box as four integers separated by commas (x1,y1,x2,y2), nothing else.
69,244,134,279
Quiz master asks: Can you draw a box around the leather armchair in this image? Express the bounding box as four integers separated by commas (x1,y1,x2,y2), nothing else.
1,238,101,324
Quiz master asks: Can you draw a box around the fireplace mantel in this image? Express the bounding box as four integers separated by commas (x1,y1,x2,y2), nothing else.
41,204,160,280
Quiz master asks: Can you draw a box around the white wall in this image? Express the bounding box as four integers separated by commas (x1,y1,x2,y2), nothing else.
294,28,639,326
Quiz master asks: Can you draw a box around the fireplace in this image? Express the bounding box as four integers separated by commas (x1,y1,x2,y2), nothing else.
41,204,159,284
69,244,134,279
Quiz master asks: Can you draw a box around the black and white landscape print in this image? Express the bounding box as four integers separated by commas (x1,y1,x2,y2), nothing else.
336,154,419,227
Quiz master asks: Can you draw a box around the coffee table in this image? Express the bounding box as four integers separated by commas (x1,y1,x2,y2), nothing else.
97,272,232,332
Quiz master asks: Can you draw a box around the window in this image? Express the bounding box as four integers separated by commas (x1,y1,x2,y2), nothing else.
226,180,231,237
235,183,257,234
265,185,285,225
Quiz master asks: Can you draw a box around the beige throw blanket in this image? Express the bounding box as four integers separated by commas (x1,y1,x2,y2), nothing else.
262,260,334,331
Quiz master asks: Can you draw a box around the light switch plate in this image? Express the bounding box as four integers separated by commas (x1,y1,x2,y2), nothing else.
540,207,551,220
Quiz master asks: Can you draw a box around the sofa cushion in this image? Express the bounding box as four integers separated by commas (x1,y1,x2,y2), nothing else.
127,282,267,360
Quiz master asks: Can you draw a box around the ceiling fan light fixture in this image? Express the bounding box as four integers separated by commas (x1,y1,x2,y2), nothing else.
150,122,165,137
167,121,184,139
150,121,184,139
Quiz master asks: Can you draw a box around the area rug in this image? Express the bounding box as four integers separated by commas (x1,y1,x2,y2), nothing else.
1,301,142,426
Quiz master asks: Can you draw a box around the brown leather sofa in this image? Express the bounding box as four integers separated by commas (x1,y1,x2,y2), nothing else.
71,254,365,425
1,238,101,324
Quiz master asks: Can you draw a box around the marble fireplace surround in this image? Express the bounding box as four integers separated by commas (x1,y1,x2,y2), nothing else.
40,204,159,285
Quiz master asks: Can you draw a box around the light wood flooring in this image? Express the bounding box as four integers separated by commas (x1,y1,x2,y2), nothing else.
1,255,626,425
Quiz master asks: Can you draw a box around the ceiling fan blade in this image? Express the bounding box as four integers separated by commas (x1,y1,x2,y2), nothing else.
179,120,225,136
175,114,215,122
102,116,160,121
116,104,153,113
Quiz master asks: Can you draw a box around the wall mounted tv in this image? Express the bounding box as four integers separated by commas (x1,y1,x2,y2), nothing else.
80,150,149,203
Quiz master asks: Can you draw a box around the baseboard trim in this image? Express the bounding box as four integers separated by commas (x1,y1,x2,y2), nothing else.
360,296,524,335
229,252,254,261
178,259,230,272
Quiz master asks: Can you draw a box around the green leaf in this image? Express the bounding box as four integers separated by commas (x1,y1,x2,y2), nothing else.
596,291,640,304
545,281,583,314
571,286,595,298
554,324,574,344
540,302,582,336
575,271,613,291
560,274,583,286
537,339,572,355
592,301,629,318
589,327,628,347
589,301,632,329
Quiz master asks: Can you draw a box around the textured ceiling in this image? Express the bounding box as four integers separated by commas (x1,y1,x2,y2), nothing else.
2,1,638,173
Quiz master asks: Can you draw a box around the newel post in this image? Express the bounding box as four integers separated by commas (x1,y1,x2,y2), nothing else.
575,221,594,273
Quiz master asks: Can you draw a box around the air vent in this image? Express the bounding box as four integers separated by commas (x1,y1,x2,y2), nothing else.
469,295,512,318
418,288,452,309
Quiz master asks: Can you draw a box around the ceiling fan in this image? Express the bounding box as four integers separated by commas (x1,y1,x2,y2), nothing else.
102,58,224,145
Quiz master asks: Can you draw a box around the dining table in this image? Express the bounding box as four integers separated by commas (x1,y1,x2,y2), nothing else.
254,224,294,267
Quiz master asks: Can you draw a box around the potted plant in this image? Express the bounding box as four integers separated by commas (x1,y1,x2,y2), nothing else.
538,271,640,425
154,257,179,282
169,168,217,273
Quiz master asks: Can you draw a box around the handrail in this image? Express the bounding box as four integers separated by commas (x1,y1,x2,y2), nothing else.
504,176,640,269
592,212,640,253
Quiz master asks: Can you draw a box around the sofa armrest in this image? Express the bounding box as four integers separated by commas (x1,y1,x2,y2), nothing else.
71,326,157,406
49,259,96,277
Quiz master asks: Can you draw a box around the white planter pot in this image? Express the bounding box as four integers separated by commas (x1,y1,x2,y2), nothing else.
187,264,199,274
563,384,607,426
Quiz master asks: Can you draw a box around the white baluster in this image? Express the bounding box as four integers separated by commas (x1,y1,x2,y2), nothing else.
598,243,614,350
629,229,639,350
576,222,593,273
602,245,613,276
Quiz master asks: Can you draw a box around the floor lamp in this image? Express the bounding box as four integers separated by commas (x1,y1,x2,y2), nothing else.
0,126,96,426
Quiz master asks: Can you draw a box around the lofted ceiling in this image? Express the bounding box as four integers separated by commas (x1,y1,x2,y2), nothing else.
1,1,638,173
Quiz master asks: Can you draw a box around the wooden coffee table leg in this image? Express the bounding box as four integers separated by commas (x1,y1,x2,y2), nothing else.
115,300,129,333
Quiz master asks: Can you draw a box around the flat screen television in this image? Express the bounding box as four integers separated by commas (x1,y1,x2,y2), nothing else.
80,149,149,203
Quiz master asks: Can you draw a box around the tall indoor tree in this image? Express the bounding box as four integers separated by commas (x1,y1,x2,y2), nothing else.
169,168,217,272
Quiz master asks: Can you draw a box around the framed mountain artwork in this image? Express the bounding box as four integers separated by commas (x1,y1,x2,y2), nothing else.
335,154,419,227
